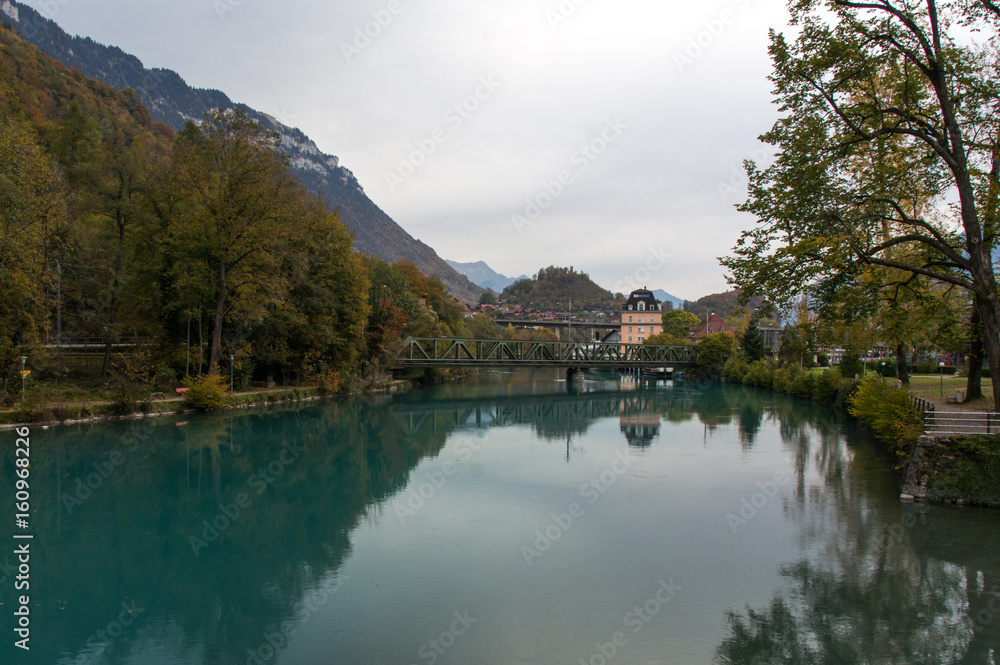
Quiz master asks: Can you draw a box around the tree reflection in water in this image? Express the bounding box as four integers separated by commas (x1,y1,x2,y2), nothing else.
715,390,1000,665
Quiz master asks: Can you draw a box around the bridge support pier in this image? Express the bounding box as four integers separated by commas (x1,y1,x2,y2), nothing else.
566,368,585,382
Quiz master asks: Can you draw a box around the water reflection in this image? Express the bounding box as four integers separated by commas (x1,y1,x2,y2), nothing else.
2,372,998,664
715,393,1000,665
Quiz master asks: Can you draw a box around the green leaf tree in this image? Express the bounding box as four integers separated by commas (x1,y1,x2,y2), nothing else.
660,310,701,338
170,109,303,374
0,119,66,395
722,0,1000,409
697,332,739,379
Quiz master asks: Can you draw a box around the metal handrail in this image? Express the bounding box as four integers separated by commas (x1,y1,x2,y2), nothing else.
924,411,1000,436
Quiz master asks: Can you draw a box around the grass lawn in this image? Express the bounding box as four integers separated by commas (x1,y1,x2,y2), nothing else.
904,374,993,404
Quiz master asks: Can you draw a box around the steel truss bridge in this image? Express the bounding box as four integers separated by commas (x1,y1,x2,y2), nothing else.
395,337,697,373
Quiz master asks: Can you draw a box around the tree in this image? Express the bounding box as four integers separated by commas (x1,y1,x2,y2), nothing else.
722,1,1000,410
0,119,66,395
644,332,691,345
464,313,500,339
170,109,303,374
660,310,701,338
364,258,418,362
741,317,766,362
697,333,739,379
479,290,497,305
93,130,160,374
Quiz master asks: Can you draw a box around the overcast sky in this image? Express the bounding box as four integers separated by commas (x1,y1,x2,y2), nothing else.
18,0,791,301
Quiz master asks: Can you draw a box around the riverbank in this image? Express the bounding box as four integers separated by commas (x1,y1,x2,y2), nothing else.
896,389,1000,507
0,379,414,430
719,360,1000,508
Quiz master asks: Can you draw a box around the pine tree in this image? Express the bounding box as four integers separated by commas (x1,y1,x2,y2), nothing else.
741,317,765,362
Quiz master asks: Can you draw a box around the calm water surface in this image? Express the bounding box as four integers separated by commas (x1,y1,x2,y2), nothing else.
2,369,999,664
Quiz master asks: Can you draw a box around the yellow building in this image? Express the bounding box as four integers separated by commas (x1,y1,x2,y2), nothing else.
620,288,662,344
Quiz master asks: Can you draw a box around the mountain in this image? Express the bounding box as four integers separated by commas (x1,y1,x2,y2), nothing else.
1,0,483,302
651,289,684,310
445,260,527,293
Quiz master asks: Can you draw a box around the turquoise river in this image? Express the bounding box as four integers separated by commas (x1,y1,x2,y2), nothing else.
2,369,999,664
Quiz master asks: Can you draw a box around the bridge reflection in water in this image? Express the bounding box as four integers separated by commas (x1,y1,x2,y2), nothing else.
390,376,695,449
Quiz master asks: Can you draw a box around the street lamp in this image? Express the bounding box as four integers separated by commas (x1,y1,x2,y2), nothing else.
939,361,946,399
21,356,27,401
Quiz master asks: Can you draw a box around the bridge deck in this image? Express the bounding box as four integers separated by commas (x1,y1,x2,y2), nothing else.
396,337,696,368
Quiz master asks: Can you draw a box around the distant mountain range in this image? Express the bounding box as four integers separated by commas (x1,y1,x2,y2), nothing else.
445,260,528,293
651,290,684,310
1,0,482,302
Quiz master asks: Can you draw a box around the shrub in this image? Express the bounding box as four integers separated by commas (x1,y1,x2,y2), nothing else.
108,353,151,416
152,363,177,390
791,369,815,399
771,365,795,393
817,352,829,368
318,368,343,396
848,377,923,454
182,373,229,410
812,369,841,403
839,350,863,378
912,361,957,375
722,355,749,383
744,359,773,388
875,357,897,378
698,333,738,378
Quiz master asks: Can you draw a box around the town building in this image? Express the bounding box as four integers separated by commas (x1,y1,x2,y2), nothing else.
620,289,663,345
689,312,735,339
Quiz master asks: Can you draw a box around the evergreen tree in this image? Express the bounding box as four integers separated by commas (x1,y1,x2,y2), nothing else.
741,317,766,362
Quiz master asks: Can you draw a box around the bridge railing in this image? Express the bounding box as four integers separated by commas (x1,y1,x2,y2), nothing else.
397,338,697,366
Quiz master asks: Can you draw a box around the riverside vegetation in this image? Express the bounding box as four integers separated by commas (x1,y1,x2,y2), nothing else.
0,26,478,421
705,325,1000,506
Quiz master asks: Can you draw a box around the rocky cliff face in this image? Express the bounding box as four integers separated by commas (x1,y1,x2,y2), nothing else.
3,1,483,302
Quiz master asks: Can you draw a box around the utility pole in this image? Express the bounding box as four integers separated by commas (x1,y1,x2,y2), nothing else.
568,298,572,343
